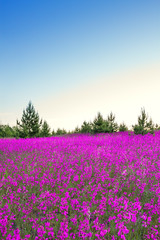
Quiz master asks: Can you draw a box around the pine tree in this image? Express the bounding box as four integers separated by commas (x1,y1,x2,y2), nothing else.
62,128,67,135
74,126,81,133
17,101,42,138
132,107,155,135
0,125,5,138
107,112,118,133
92,112,105,134
80,121,93,133
40,120,51,137
155,124,160,131
67,130,72,135
51,129,56,136
102,119,110,133
56,128,67,135
119,122,128,132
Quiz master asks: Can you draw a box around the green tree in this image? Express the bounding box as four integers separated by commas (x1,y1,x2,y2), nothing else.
101,119,110,133
154,123,160,131
0,124,15,138
67,130,72,135
107,112,118,133
12,126,20,139
119,122,128,132
132,107,155,135
40,120,51,137
51,129,56,136
92,112,105,134
17,101,42,138
56,128,67,135
73,126,81,133
80,121,93,134
4,125,15,137
0,125,5,138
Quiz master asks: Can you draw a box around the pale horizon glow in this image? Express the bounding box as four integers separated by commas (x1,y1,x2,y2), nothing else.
37,62,160,131
1,1,160,132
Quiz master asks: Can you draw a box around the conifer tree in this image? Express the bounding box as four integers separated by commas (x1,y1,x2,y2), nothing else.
74,126,81,133
119,122,128,132
80,121,93,133
132,107,155,135
0,125,5,138
102,119,110,133
67,130,72,135
92,112,105,134
155,124,160,131
56,128,67,135
17,101,42,138
107,112,118,133
40,120,51,137
52,129,56,136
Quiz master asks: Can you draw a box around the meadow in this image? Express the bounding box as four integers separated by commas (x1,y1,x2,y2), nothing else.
0,131,160,240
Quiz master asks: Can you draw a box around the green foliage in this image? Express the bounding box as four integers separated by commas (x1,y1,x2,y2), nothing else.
107,111,118,133
73,126,81,133
12,126,20,138
56,128,67,135
2,103,160,138
92,112,105,134
154,123,160,131
119,122,128,132
0,124,16,138
4,125,14,137
40,120,51,137
100,119,109,133
132,107,155,135
86,111,119,134
51,129,56,136
67,130,72,135
16,101,42,138
0,125,5,138
80,121,93,133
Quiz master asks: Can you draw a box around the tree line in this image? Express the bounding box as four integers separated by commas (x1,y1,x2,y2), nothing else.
0,101,160,138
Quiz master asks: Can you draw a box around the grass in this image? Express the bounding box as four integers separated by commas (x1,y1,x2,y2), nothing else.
0,131,160,239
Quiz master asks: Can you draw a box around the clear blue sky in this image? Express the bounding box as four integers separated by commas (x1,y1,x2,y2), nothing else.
0,0,160,131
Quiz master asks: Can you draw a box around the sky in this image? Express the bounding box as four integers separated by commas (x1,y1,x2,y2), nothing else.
0,0,160,131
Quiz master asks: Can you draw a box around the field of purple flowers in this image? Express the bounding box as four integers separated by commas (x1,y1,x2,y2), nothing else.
0,131,160,240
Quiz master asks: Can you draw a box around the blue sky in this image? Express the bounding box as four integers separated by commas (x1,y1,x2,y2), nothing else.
0,0,160,131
